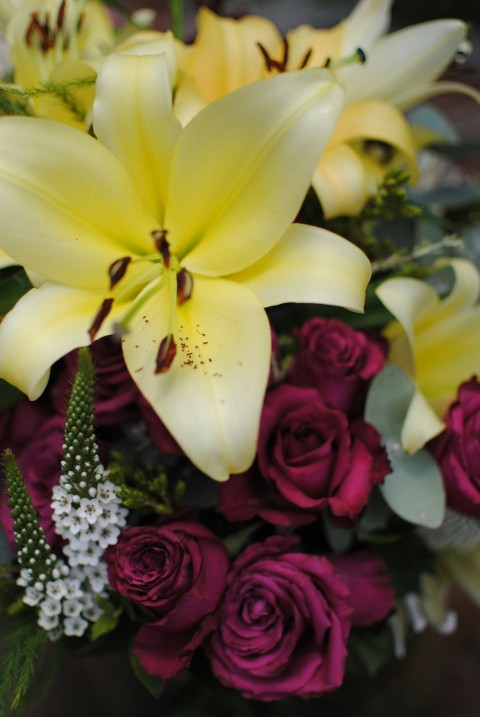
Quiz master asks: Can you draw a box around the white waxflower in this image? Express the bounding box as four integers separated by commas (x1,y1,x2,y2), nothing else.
39,596,62,617
46,580,67,601
51,486,73,515
23,586,42,606
63,598,84,618
38,612,60,631
82,601,104,622
60,511,85,535
77,498,103,524
64,616,89,637
63,577,83,599
96,481,119,504
98,525,121,550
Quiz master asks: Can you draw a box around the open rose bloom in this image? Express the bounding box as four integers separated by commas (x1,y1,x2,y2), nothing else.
0,0,479,712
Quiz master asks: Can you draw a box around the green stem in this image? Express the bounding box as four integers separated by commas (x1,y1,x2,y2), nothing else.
169,0,184,40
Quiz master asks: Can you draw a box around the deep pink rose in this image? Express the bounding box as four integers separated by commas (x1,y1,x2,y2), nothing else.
0,398,51,455
208,535,352,701
218,385,390,525
430,377,480,516
105,521,229,679
329,552,395,627
52,337,139,426
288,318,386,415
0,415,64,547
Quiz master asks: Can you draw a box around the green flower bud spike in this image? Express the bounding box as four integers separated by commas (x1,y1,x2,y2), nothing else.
61,347,101,496
3,449,55,582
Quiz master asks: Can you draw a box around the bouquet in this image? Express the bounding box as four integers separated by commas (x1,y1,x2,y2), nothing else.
0,0,479,713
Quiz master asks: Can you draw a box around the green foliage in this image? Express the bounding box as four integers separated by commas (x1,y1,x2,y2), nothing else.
130,653,166,699
0,77,96,122
348,623,394,677
365,366,445,528
109,451,183,515
324,169,422,264
0,269,33,318
62,348,101,496
0,616,48,715
90,598,122,642
3,451,55,582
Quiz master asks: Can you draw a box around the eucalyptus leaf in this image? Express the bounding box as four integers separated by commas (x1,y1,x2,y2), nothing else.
365,366,445,528
322,511,354,554
418,508,480,552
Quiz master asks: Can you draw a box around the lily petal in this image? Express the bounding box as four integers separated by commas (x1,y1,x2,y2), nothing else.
401,388,445,453
0,117,157,288
187,7,283,102
230,223,370,311
343,20,466,106
312,144,373,217
122,277,271,481
93,53,182,222
391,81,480,111
340,0,393,55
0,282,128,400
167,68,344,275
377,260,480,451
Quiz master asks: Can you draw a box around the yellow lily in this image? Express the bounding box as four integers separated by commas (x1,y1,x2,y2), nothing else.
175,0,468,218
4,0,113,126
376,260,480,453
0,54,371,481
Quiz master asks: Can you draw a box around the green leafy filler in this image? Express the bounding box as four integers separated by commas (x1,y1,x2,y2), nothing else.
109,451,185,516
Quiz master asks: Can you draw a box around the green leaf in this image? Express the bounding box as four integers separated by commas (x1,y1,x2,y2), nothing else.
0,269,32,315
322,511,354,553
90,599,122,641
348,624,394,677
365,366,445,528
130,652,166,699
0,380,24,412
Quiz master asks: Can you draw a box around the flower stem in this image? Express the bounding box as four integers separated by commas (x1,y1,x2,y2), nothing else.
169,0,184,40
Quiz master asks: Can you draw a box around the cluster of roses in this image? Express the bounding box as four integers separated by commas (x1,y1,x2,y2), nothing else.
2,314,480,701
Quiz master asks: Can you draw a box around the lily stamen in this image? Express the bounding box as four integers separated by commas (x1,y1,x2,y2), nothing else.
327,47,367,70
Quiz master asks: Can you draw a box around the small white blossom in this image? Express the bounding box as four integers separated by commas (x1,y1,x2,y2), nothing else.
38,612,60,631
64,616,89,637
77,498,103,524
63,577,83,599
98,525,121,550
61,511,87,535
23,586,43,607
96,481,119,504
46,580,67,601
51,486,73,515
82,602,104,622
63,599,83,618
39,597,62,617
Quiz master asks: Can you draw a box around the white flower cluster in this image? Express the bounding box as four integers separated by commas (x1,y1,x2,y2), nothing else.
17,464,128,640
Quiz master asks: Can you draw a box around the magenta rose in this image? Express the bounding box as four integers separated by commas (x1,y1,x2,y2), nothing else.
218,385,390,525
207,535,352,701
0,398,51,455
287,318,386,415
52,337,139,426
430,376,480,516
329,552,395,627
105,520,229,679
0,415,64,547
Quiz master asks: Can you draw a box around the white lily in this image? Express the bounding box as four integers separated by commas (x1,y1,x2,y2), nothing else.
0,54,371,481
